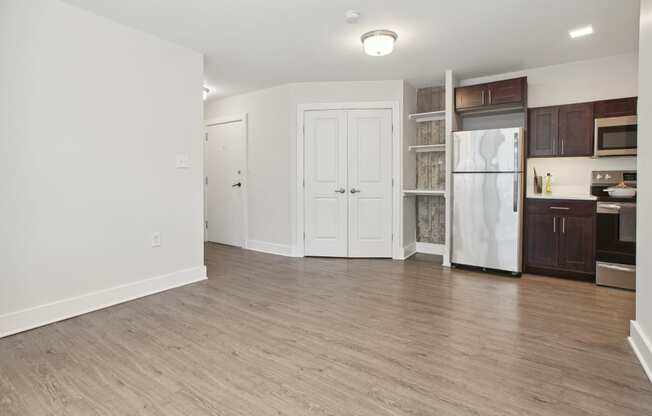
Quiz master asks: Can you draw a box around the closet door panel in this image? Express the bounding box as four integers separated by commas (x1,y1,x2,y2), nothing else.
304,110,348,256
347,109,393,258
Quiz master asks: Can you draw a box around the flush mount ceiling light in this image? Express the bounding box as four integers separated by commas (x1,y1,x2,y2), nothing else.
361,30,397,56
569,25,593,38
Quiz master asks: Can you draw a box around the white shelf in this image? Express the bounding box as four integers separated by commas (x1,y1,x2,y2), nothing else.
408,144,446,153
408,110,446,122
403,189,446,197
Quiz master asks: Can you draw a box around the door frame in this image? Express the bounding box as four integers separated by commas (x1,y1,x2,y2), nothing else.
204,113,249,247
295,102,402,259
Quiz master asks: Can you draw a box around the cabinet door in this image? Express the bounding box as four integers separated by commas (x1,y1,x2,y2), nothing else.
528,107,559,157
559,103,594,156
488,78,524,106
594,97,637,118
559,216,595,273
455,85,487,110
526,213,559,269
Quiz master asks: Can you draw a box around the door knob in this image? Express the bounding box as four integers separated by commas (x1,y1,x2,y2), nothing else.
350,188,361,194
334,188,346,194
232,182,242,187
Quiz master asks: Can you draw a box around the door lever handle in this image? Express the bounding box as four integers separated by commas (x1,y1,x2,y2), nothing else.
350,188,361,194
232,182,242,187
334,188,346,194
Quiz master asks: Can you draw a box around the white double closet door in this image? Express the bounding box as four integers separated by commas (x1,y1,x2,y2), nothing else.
304,109,393,258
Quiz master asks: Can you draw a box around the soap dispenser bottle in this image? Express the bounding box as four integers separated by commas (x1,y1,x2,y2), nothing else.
545,173,552,194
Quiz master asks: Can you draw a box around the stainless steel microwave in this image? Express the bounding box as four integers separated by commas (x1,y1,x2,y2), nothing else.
594,115,637,157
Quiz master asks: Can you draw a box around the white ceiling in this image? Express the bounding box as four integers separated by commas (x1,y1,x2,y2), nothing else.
63,0,640,100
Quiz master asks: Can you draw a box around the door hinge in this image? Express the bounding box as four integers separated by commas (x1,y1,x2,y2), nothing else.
205,176,208,185
204,133,208,142
391,233,394,241
303,231,306,240
392,178,394,187
205,221,208,229
303,178,305,188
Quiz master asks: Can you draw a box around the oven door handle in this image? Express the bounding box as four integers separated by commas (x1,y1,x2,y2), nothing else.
598,263,635,273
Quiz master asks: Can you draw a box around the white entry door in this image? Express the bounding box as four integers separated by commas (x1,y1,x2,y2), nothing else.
206,121,245,247
304,109,392,258
347,109,393,257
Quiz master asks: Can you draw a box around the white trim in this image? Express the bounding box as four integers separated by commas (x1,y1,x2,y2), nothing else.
296,101,402,259
401,242,417,260
204,113,249,248
629,320,652,382
245,240,296,257
416,242,446,255
443,70,457,267
0,266,207,339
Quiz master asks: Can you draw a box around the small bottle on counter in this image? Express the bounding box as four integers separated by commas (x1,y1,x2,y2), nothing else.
545,173,552,194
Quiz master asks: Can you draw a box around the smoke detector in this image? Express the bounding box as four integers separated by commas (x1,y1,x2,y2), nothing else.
344,10,361,23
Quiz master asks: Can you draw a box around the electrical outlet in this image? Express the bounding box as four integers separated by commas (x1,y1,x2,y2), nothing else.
151,232,161,247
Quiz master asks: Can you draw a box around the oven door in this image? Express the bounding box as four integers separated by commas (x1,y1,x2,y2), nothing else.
594,116,637,157
596,202,636,265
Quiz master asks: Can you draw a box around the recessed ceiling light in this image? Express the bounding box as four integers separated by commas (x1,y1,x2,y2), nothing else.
569,25,593,38
361,30,398,57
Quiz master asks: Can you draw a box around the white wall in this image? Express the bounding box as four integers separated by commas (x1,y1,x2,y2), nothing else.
0,0,205,337
630,0,652,382
462,53,638,194
204,80,404,254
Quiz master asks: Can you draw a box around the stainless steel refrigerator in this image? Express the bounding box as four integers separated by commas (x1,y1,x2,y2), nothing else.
452,128,524,274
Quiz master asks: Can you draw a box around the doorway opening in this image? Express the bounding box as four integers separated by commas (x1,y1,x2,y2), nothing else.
205,115,248,247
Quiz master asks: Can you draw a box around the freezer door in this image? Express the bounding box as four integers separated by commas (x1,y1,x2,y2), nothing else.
453,128,524,173
452,172,523,272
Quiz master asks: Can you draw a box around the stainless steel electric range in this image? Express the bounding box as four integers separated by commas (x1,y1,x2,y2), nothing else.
590,170,636,290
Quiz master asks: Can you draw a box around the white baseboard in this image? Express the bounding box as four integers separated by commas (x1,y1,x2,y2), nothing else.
629,320,652,382
398,242,417,260
245,240,295,257
0,266,207,339
416,242,445,255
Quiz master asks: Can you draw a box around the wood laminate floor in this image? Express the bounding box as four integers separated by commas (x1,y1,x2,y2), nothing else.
1,243,650,415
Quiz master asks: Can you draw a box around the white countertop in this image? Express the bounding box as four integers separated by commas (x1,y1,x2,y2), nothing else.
527,193,597,201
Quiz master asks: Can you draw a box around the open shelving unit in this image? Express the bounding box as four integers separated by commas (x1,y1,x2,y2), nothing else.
401,71,457,265
408,110,446,122
407,143,446,153
402,189,445,196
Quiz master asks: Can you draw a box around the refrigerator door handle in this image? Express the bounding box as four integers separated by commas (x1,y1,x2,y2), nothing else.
513,173,519,212
513,133,519,212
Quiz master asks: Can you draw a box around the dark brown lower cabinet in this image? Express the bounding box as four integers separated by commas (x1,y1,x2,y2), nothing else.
525,199,596,279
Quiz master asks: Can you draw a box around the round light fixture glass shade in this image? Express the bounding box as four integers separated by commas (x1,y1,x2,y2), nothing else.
361,30,397,56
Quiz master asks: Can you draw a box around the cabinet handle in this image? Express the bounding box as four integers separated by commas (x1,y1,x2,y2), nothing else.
489,89,492,103
550,206,570,210
561,138,565,155
553,217,557,233
481,90,485,105
562,217,566,234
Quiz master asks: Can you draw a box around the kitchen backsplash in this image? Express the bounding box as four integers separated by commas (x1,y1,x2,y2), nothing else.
526,156,637,195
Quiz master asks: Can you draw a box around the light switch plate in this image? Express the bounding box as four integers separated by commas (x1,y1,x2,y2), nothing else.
151,232,161,247
176,153,190,169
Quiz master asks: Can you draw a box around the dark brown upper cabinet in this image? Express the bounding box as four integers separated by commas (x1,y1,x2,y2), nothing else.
455,84,487,111
455,77,526,112
594,97,637,118
528,102,593,158
558,103,594,157
488,78,524,106
528,107,559,157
